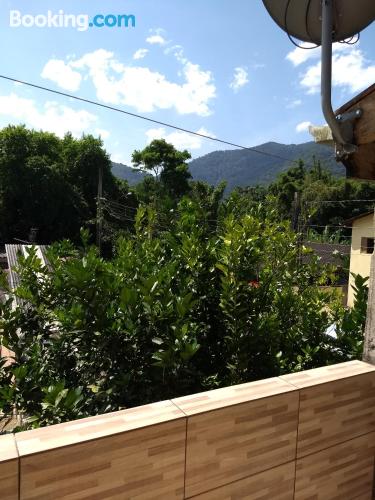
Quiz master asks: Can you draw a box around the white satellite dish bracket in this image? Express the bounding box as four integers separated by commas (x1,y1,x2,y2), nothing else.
320,0,362,160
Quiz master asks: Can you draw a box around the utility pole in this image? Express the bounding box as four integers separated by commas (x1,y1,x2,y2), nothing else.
292,192,300,232
96,163,103,254
363,208,375,365
292,192,303,267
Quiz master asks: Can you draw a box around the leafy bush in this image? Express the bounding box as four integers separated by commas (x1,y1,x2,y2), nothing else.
0,202,366,429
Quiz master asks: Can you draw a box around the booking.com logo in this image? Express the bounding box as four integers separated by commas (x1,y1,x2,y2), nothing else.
9,10,136,31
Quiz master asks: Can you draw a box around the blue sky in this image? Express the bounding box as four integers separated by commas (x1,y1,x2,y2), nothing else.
0,0,374,165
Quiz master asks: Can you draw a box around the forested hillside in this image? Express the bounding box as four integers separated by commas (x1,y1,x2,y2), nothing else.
113,141,344,191
188,142,343,192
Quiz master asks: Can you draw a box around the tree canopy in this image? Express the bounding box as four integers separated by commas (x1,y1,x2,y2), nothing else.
0,125,129,244
0,127,370,430
132,139,192,198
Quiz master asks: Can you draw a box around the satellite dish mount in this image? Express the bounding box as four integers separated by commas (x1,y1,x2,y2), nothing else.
263,0,375,161
320,0,361,160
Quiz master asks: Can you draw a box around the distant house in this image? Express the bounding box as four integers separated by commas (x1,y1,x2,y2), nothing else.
304,242,350,269
0,244,49,368
4,244,49,306
303,242,351,305
347,211,374,307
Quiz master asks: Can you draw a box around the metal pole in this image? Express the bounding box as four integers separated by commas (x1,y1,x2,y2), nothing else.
321,0,347,147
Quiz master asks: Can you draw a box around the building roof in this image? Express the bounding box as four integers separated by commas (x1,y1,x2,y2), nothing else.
304,242,351,266
345,211,374,226
336,83,375,116
5,244,50,307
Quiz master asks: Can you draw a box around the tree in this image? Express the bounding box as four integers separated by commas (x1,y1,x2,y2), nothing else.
269,160,306,218
132,139,192,199
189,180,226,230
0,126,83,242
0,125,130,244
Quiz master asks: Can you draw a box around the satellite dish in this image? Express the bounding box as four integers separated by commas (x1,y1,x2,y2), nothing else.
262,0,375,161
262,0,375,45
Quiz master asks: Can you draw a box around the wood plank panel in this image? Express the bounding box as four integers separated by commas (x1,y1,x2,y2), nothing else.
16,399,184,456
173,376,297,415
336,84,375,181
295,433,375,500
282,363,375,458
336,83,375,145
344,143,375,181
182,392,299,498
0,434,19,500
20,419,186,500
281,360,375,389
188,461,295,500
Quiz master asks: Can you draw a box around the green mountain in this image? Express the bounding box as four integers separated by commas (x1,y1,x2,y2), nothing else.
112,141,345,191
111,162,147,185
188,142,344,192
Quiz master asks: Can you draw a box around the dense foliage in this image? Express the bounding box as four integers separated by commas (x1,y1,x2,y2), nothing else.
0,201,367,429
236,158,375,242
0,125,132,244
0,126,370,430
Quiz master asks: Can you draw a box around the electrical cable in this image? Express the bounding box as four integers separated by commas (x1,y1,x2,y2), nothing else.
0,74,296,164
284,0,319,49
338,33,360,45
283,0,360,49
304,199,375,204
306,224,374,229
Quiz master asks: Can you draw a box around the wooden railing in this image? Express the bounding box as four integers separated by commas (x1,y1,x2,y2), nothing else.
1,360,375,499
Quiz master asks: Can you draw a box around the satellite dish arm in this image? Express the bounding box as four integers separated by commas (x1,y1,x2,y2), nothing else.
321,0,345,144
321,0,358,157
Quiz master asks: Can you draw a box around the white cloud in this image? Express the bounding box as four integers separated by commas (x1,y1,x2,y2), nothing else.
111,153,132,165
145,126,215,150
146,35,167,46
286,42,321,66
301,48,375,95
41,59,82,92
165,45,188,65
133,48,148,60
286,98,302,109
43,49,216,117
229,67,249,92
296,121,312,133
95,128,110,139
286,43,375,96
146,28,168,46
0,92,97,137
286,42,349,67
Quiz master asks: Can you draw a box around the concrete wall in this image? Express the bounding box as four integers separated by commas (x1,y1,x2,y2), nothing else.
1,360,375,499
348,213,374,307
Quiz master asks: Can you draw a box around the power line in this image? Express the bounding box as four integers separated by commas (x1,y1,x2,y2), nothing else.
102,198,138,213
307,224,375,229
304,199,375,205
0,74,307,164
102,201,172,230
